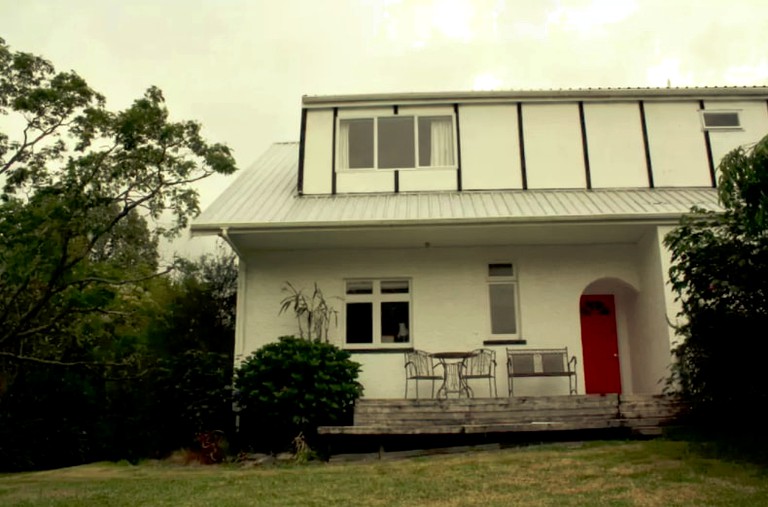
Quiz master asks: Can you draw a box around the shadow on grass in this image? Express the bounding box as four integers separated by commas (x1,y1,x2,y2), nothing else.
665,425,768,470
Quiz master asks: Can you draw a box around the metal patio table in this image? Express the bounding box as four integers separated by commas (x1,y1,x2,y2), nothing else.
431,351,477,398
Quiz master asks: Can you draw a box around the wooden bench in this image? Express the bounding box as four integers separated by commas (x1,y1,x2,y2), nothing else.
506,348,578,396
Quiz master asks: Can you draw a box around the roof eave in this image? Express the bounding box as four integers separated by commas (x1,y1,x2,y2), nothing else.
190,212,704,237
302,87,768,108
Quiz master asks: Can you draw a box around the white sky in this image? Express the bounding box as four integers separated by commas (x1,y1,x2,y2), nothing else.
2,0,767,256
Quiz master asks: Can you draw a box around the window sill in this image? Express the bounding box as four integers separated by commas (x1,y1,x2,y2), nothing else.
345,347,414,354
702,127,744,132
336,166,457,173
483,339,527,346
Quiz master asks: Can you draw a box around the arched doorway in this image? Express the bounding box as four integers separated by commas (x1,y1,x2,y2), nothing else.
580,294,621,394
579,278,638,395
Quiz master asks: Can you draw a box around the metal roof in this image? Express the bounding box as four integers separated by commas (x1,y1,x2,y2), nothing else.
192,143,721,236
303,86,768,108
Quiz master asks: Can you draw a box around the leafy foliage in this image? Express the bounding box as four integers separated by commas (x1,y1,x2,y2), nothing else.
0,251,238,471
0,37,238,471
0,364,106,471
235,336,362,453
664,134,768,427
717,136,768,233
0,36,237,369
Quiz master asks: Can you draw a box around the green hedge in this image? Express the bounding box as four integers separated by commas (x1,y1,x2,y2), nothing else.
235,336,362,453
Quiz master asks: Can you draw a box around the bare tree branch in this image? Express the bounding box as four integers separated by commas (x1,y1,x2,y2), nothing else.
0,351,129,368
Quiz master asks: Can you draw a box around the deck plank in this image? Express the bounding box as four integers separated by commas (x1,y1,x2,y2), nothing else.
320,394,685,437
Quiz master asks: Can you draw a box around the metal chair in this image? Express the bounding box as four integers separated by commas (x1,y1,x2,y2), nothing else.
462,348,497,397
404,350,441,399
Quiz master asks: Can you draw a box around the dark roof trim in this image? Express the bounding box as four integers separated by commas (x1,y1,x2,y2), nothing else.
302,87,768,108
297,108,308,194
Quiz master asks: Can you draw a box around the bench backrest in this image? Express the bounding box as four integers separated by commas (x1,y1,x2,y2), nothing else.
507,348,574,376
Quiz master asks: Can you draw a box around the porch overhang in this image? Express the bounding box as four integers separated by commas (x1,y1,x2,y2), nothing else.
197,216,681,251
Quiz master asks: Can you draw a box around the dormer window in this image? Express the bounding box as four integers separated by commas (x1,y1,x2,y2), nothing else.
700,110,742,130
338,113,455,171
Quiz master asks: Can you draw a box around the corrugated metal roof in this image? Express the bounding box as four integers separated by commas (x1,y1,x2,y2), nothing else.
303,86,768,108
192,143,722,234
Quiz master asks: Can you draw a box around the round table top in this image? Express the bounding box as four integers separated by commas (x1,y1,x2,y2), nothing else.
431,351,476,359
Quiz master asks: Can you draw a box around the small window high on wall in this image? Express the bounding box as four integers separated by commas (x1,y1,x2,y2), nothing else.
488,263,520,337
700,110,742,130
338,114,455,170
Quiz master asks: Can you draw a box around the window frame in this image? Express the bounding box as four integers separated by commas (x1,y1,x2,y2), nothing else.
343,278,413,350
336,107,458,172
699,109,743,131
486,262,522,339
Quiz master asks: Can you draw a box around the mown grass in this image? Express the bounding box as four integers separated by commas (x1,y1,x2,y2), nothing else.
1,439,767,506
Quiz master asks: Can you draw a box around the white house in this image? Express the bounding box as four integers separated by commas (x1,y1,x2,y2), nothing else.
191,87,768,399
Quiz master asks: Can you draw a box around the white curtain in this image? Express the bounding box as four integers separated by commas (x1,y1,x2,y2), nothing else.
338,121,350,169
429,118,454,166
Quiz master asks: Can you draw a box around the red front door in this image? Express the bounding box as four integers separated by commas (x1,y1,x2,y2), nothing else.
579,294,622,394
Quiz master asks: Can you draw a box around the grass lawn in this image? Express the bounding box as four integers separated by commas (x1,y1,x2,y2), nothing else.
1,439,766,506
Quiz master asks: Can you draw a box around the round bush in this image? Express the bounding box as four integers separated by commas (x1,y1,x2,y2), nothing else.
234,336,362,452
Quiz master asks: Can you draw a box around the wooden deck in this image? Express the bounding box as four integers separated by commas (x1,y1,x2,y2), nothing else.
319,394,686,437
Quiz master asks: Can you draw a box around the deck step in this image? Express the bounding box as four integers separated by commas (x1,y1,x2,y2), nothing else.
319,395,685,436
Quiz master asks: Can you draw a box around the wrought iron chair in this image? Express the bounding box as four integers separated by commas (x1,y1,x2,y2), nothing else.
462,348,497,397
404,350,441,399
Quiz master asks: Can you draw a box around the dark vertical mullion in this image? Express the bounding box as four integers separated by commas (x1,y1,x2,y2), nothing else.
700,100,717,188
454,103,462,191
393,102,400,192
578,101,592,190
517,103,527,190
297,107,308,195
639,101,654,188
331,107,338,195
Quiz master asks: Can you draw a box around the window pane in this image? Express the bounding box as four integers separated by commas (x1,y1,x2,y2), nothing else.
703,112,739,128
381,280,409,294
378,117,415,169
346,303,373,343
489,263,514,277
418,116,454,167
381,301,410,343
347,280,373,294
344,119,373,169
489,283,517,334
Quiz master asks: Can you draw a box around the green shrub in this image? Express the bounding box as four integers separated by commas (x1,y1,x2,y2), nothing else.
664,135,768,430
234,336,362,453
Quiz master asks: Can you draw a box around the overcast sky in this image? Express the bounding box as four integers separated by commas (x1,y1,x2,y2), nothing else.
2,0,767,256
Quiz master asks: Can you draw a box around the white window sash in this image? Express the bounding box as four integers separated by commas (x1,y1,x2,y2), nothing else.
487,263,520,337
345,279,412,348
336,113,456,171
429,117,454,166
338,121,350,169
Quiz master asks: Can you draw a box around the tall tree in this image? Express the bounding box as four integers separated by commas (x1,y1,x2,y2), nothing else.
664,134,768,426
0,37,237,369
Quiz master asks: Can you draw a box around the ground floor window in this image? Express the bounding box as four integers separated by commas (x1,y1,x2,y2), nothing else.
345,279,411,348
488,263,520,337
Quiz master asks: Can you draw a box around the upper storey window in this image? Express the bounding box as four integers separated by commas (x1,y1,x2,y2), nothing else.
338,113,455,170
700,110,742,131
